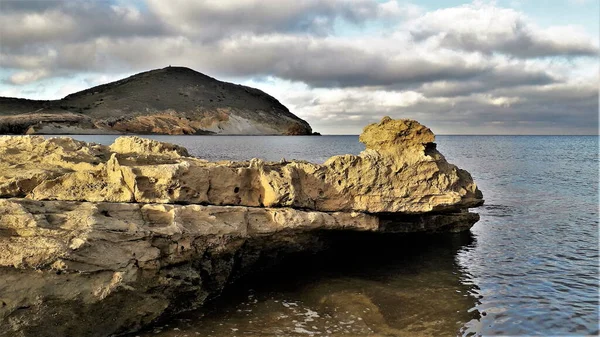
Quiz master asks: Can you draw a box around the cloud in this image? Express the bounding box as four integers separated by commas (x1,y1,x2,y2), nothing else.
146,0,419,39
1,32,559,93
0,0,65,12
234,53,599,130
196,34,494,87
1,1,596,80
407,2,599,58
0,9,76,47
0,0,166,50
6,69,51,85
244,73,597,135
417,61,558,97
0,0,597,134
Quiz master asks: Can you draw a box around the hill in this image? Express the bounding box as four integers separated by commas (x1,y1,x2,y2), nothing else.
0,67,313,135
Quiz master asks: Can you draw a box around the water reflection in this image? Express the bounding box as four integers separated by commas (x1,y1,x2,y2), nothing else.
133,232,482,337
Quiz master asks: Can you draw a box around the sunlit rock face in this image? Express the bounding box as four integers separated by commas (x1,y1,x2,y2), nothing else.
0,117,482,213
0,117,483,337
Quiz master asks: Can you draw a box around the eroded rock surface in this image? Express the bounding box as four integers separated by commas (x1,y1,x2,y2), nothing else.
0,117,483,337
0,117,481,213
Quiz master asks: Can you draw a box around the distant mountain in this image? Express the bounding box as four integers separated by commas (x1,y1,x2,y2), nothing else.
0,66,313,135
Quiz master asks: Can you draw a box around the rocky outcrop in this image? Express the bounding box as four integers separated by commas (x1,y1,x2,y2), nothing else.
0,117,483,337
0,67,313,135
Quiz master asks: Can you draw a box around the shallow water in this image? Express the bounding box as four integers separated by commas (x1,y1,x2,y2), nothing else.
48,134,599,336
132,232,482,337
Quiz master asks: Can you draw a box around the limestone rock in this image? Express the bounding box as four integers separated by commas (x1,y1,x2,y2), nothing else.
109,136,190,157
0,117,483,336
359,116,435,155
0,118,483,213
0,197,477,337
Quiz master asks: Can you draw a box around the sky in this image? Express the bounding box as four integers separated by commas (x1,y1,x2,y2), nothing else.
0,0,598,135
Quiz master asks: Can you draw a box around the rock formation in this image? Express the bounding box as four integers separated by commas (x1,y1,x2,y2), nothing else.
0,67,312,135
0,117,483,337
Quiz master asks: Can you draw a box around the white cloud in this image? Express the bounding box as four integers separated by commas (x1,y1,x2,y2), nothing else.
407,2,599,57
146,0,419,38
110,5,142,22
0,9,76,46
7,69,51,85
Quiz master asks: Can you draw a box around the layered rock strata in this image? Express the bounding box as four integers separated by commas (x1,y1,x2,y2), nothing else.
0,117,483,336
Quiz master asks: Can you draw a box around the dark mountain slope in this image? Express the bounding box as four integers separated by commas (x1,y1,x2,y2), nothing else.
0,67,313,135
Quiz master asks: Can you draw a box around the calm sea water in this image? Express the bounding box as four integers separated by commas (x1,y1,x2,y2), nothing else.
47,135,600,336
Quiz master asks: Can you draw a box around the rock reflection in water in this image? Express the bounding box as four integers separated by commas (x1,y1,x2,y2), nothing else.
132,232,481,337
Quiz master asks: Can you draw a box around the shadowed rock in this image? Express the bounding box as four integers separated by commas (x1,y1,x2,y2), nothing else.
0,117,483,337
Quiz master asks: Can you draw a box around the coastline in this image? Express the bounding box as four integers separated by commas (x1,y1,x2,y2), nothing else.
0,117,483,336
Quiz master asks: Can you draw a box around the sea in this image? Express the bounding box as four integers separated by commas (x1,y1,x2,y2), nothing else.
45,134,600,336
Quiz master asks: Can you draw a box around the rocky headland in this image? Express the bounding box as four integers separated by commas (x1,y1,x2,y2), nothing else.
0,117,483,336
0,67,313,135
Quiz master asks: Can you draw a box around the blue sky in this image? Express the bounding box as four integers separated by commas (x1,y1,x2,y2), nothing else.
0,0,598,134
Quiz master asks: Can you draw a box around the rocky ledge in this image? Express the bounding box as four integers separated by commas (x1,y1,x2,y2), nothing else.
0,117,483,337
